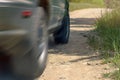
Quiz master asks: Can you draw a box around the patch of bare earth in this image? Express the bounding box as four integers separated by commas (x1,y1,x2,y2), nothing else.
39,8,113,80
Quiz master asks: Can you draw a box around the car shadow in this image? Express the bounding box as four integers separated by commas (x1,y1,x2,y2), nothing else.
48,17,102,62
71,18,97,26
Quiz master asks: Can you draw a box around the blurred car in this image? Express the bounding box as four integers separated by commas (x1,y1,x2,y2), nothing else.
0,0,70,79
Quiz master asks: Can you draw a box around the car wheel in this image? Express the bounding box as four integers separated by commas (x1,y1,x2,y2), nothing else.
12,7,48,78
54,8,70,44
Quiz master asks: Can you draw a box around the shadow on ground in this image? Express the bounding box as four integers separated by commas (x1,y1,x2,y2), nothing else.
48,17,101,62
71,18,97,26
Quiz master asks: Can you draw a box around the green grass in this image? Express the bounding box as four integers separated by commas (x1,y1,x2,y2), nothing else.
88,9,120,80
110,70,120,80
70,2,104,11
103,70,120,80
94,9,120,53
107,54,120,80
69,0,105,11
88,9,120,52
103,73,111,78
70,0,104,4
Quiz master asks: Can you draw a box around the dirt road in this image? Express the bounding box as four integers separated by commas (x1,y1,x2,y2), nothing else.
39,8,112,80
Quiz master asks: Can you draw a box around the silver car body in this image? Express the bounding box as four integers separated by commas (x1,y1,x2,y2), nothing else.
0,0,67,78
0,0,67,54
49,0,66,31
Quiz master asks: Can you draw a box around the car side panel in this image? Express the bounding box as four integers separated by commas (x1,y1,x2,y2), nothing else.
48,0,66,33
0,1,38,55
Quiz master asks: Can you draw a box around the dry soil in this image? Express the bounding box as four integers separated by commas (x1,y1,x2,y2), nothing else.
39,8,113,80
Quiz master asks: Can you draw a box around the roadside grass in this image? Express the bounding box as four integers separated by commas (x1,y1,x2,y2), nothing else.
88,9,120,80
103,70,120,80
70,2,104,11
103,54,120,80
110,70,120,80
70,0,104,4
69,0,105,11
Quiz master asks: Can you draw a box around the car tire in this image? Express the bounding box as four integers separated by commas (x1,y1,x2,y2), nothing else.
12,7,48,78
53,8,70,44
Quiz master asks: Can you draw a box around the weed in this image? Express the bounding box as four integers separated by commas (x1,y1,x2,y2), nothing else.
88,7,120,80
110,70,120,80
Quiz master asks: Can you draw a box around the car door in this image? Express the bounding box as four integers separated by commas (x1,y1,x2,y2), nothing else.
48,0,66,32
